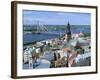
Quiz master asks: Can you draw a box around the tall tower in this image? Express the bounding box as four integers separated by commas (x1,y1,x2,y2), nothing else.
66,22,71,41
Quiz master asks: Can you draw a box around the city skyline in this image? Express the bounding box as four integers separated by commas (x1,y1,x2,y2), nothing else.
23,10,91,25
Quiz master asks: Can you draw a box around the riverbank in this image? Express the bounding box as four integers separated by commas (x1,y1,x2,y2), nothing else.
23,32,91,69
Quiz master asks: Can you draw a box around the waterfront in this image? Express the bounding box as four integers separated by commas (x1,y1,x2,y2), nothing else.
23,25,90,44
23,10,91,69
23,24,91,69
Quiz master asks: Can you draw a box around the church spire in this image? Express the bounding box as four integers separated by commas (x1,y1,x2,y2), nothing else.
66,22,71,41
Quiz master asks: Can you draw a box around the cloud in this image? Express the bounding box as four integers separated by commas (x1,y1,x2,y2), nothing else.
56,12,66,15
23,16,48,25
23,11,33,15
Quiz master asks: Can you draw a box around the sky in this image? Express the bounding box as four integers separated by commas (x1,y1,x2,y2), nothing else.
23,10,91,25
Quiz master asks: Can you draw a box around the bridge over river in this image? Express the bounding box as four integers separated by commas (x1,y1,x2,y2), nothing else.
29,21,67,35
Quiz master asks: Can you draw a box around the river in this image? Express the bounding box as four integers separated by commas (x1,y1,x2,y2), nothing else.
23,25,90,44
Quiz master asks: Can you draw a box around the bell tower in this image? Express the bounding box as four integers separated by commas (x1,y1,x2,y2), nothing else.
66,22,71,41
